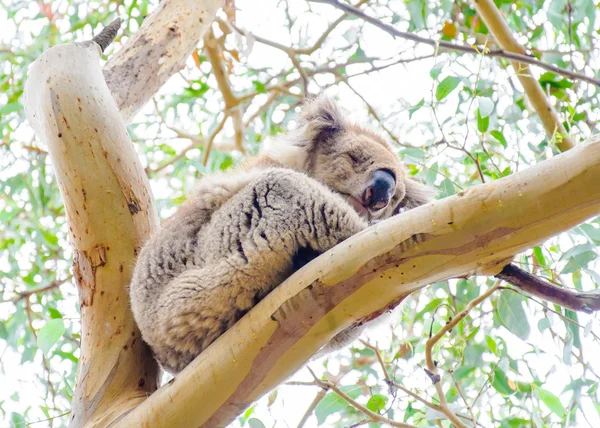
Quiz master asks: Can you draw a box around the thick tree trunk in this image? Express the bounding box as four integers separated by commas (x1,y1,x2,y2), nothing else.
22,1,221,426
23,39,160,427
117,136,600,426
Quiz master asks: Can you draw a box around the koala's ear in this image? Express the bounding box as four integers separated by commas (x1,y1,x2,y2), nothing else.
395,178,434,213
294,95,345,145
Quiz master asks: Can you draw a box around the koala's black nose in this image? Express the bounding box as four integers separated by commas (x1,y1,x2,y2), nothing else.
363,169,396,211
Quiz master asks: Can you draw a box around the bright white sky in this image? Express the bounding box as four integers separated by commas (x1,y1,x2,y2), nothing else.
1,0,600,427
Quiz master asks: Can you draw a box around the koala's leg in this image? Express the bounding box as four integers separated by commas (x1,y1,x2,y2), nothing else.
143,169,368,373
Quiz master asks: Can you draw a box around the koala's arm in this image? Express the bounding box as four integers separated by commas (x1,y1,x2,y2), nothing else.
130,168,367,374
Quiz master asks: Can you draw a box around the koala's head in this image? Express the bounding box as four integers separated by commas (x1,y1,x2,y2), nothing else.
263,95,433,221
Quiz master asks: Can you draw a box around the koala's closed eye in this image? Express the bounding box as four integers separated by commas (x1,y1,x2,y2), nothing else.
346,152,361,164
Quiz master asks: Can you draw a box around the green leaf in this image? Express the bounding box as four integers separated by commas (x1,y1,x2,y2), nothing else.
315,385,361,424
533,247,546,266
478,97,494,117
247,418,266,428
37,318,65,355
497,290,530,340
537,388,566,418
477,108,489,132
10,413,25,428
561,251,597,274
252,80,266,94
491,367,516,395
439,178,456,198
408,98,424,119
490,130,507,148
429,62,445,79
436,76,460,101
366,394,387,412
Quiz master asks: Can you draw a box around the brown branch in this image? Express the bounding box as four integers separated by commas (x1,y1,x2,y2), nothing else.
309,0,600,89
496,264,600,313
308,368,418,428
204,29,245,159
424,281,502,428
202,113,229,166
361,339,467,425
472,0,575,152
296,388,327,428
2,276,71,303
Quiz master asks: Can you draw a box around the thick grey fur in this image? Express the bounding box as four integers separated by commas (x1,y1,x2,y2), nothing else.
130,95,433,374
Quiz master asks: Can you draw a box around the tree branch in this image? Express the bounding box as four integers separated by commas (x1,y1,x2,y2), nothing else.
472,0,575,151
118,136,600,427
309,369,417,428
103,0,222,122
496,264,600,313
23,32,162,427
1,276,72,303
308,0,600,89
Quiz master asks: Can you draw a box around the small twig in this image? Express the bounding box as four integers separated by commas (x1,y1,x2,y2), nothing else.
296,388,328,428
307,366,418,428
496,264,600,313
92,18,122,53
25,411,71,426
424,281,502,428
1,277,71,303
361,340,466,426
202,113,229,166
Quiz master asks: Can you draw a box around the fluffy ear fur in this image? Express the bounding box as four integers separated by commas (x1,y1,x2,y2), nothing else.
396,178,434,213
293,95,345,146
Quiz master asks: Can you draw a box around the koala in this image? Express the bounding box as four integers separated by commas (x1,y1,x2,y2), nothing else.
129,95,432,374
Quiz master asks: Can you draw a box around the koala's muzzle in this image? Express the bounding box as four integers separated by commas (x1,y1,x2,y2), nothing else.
363,169,396,211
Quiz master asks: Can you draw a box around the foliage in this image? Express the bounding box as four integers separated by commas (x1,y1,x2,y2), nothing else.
1,0,599,427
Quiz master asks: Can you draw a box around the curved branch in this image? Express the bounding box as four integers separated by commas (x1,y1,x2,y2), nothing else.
119,136,600,427
496,264,600,313
23,35,161,428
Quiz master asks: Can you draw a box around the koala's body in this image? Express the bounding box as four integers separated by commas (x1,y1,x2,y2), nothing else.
130,96,432,374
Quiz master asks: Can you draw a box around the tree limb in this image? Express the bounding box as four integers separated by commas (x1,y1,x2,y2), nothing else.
103,0,223,122
118,136,600,427
24,33,162,428
496,264,600,313
472,0,575,151
308,0,600,89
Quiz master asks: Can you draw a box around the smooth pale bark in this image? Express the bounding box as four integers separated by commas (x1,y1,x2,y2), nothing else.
472,0,574,152
23,41,160,427
24,1,221,426
104,0,222,122
118,137,600,426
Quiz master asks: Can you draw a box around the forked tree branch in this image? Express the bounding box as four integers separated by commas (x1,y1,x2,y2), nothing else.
24,1,222,425
118,136,600,427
